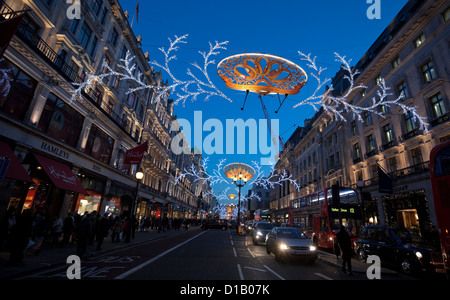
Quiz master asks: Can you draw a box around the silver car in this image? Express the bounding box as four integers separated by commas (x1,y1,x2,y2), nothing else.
266,227,318,263
252,222,275,245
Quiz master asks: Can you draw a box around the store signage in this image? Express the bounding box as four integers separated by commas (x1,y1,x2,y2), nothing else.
331,207,355,213
124,141,148,164
41,141,70,160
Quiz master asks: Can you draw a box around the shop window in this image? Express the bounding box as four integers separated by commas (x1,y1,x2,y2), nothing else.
0,60,37,120
85,124,115,164
37,93,84,147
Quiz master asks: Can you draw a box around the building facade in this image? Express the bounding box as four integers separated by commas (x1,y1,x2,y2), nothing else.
0,0,209,224
271,0,450,235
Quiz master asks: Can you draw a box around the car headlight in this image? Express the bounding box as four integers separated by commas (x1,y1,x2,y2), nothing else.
256,231,263,236
309,245,317,251
415,251,423,259
280,243,289,250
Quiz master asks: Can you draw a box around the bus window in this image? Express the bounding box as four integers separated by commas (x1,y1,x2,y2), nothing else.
311,194,318,206
318,192,325,205
320,217,328,232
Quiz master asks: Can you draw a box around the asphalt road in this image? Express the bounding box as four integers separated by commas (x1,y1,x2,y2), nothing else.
20,228,410,281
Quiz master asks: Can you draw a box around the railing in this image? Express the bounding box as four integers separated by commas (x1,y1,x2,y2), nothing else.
0,1,142,143
351,161,430,189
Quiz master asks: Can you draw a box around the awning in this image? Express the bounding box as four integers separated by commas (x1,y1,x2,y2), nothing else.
33,153,88,195
0,141,33,183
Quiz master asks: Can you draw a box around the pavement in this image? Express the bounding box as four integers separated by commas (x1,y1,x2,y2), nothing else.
0,227,397,280
0,226,199,280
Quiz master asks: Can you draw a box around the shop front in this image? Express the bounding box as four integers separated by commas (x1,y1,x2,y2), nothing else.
74,170,106,215
0,140,33,215
22,152,88,220
382,189,431,235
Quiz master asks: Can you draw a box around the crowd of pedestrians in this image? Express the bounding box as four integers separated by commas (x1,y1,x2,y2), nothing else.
0,207,200,266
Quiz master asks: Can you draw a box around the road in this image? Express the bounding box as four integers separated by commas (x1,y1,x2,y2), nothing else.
18,227,410,282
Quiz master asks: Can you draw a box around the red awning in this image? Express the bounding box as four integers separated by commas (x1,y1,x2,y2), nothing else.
0,141,33,183
33,153,88,195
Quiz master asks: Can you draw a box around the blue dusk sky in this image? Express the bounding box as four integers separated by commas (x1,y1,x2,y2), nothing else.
118,0,408,203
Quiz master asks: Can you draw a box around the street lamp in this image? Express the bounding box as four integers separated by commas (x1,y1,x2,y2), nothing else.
126,167,144,242
223,163,255,233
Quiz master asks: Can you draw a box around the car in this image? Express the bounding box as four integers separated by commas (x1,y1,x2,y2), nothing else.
266,227,318,263
355,225,445,275
200,219,228,230
251,222,275,245
245,220,255,233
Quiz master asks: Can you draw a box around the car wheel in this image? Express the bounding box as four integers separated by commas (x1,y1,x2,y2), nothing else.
400,259,413,275
274,249,283,262
357,248,366,263
266,245,270,254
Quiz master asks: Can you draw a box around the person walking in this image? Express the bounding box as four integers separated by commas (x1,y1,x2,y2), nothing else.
95,214,110,250
336,225,353,275
76,213,93,258
7,209,33,266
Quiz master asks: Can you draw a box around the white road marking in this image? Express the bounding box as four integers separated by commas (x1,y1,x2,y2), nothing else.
263,265,286,280
237,264,244,280
114,231,206,279
314,272,334,280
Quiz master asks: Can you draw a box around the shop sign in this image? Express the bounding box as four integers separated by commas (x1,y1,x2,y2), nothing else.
41,141,70,160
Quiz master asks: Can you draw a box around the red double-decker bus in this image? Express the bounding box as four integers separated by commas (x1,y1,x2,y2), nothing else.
430,141,450,272
288,186,363,249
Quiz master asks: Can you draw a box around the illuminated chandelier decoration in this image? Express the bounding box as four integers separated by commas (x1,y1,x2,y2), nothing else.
223,162,256,182
217,53,307,96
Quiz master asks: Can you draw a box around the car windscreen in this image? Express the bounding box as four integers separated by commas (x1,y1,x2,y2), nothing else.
256,223,274,230
277,229,308,239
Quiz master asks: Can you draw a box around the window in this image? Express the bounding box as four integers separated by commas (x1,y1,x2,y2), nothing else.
89,35,98,57
414,33,425,48
397,80,409,99
90,0,102,15
430,92,446,118
69,18,79,34
375,74,382,85
99,7,108,25
422,61,436,83
127,92,136,108
85,124,115,164
79,22,93,49
363,111,372,127
404,111,417,133
388,157,397,173
350,121,357,136
0,60,37,120
382,124,393,144
37,94,84,147
109,28,119,46
442,7,450,22
410,147,423,165
391,56,401,69
366,134,376,152
353,143,361,159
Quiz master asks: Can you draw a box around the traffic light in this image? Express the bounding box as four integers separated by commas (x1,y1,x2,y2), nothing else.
332,184,340,207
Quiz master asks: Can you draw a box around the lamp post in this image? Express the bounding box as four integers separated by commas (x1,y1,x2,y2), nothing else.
223,163,255,234
126,167,144,242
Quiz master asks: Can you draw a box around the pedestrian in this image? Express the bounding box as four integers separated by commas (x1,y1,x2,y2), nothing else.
76,213,93,258
31,211,46,255
336,225,353,275
112,216,123,242
95,214,110,250
7,209,33,266
60,213,75,247
0,207,16,248
51,216,63,244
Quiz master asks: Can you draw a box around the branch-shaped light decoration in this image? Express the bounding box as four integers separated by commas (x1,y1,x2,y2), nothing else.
70,35,231,106
295,52,429,132
0,59,12,99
